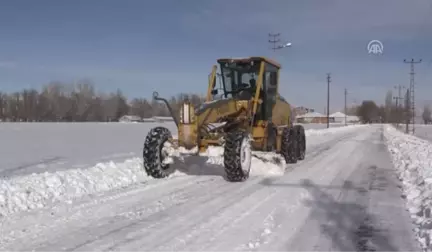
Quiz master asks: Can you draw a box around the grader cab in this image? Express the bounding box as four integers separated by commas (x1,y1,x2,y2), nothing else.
143,57,306,182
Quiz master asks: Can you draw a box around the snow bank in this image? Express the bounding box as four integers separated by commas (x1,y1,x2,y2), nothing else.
384,125,432,251
305,124,367,137
0,151,286,217
0,158,163,217
0,124,363,217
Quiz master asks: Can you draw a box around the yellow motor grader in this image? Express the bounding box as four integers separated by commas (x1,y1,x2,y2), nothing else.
143,57,306,182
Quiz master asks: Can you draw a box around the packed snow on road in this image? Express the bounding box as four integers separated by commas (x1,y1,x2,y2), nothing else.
0,122,430,251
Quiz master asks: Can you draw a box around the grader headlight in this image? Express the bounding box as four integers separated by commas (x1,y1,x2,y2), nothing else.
179,102,195,124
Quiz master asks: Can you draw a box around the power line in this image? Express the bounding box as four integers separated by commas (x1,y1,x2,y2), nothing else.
268,33,281,51
403,58,422,134
327,73,331,129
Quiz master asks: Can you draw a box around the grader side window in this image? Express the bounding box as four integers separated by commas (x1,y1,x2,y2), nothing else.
210,73,225,100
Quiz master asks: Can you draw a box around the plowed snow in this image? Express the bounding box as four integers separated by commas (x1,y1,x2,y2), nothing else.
384,125,432,251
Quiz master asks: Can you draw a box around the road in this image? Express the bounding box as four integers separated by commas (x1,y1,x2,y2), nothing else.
0,125,420,251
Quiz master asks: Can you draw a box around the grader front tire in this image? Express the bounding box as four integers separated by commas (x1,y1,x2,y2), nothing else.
223,131,252,182
143,127,175,179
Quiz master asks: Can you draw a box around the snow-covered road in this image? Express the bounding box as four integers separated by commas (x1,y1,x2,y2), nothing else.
0,125,420,251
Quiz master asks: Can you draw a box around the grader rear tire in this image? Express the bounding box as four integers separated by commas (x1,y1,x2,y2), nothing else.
143,126,175,178
293,125,306,160
281,127,298,164
223,131,252,182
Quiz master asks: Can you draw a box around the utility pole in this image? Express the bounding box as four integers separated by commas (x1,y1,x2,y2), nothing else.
393,85,405,126
327,73,331,128
268,33,281,52
403,58,422,134
344,88,347,126
405,88,410,134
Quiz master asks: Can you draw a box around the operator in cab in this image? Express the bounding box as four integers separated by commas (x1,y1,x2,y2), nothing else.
237,77,263,100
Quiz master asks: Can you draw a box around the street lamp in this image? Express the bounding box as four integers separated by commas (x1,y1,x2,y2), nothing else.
277,42,292,49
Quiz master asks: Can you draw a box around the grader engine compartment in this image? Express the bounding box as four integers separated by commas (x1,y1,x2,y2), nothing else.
143,56,306,182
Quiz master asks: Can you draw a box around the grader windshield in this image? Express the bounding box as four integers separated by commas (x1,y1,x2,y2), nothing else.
215,59,262,100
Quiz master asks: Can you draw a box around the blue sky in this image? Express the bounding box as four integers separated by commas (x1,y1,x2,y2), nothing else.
0,0,431,112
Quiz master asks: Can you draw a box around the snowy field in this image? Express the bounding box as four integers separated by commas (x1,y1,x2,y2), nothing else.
413,124,432,142
0,122,346,178
392,123,432,143
0,122,428,251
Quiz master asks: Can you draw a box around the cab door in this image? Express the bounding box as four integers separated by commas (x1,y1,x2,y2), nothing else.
262,63,278,121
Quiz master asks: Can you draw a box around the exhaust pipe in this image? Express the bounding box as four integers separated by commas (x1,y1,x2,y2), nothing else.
152,91,179,128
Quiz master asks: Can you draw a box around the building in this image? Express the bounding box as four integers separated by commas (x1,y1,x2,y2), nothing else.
293,106,315,117
346,115,360,123
152,116,174,122
295,112,331,124
330,112,346,123
119,115,142,123
142,118,156,122
329,112,360,123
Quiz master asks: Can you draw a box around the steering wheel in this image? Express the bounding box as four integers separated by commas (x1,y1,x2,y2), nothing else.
226,86,248,96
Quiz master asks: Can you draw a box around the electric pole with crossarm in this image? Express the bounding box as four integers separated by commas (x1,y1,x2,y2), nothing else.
403,58,422,134
327,73,331,128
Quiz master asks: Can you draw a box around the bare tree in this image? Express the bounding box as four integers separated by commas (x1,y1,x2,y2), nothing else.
0,82,207,122
384,90,393,123
130,98,152,119
356,100,379,123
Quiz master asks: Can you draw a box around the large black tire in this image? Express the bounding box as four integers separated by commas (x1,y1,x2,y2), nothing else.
143,127,175,178
293,125,306,160
265,123,277,152
223,131,252,182
281,127,298,164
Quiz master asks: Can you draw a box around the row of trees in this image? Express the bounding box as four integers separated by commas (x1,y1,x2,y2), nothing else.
1,81,430,124
355,89,431,124
0,81,206,122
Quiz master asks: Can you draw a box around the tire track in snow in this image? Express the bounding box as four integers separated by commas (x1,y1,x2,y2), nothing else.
124,132,358,251
0,175,216,248
229,138,353,251
253,126,419,251
63,176,268,251
276,132,372,251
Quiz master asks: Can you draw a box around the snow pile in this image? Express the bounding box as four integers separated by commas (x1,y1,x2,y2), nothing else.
305,124,367,137
0,158,167,217
384,125,432,250
202,146,286,176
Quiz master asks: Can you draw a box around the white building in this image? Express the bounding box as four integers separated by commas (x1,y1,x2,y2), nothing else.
329,112,360,123
296,112,330,123
329,112,346,123
119,115,142,123
152,116,174,122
